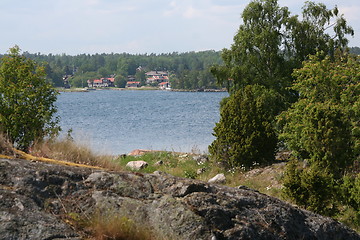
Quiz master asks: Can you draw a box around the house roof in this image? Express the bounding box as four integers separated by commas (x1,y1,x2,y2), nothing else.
159,82,169,85
127,81,140,84
101,77,115,82
145,71,168,76
88,78,115,84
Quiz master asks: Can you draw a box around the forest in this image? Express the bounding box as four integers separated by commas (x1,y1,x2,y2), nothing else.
9,50,224,90
0,46,352,90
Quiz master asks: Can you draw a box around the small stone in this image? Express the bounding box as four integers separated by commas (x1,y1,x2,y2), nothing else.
126,161,148,170
154,160,163,166
208,173,226,184
197,168,206,175
193,155,209,165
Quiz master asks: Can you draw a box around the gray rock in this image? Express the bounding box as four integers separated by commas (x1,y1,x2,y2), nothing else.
154,160,164,166
193,155,209,165
126,160,148,170
0,157,359,240
208,173,226,184
197,168,206,175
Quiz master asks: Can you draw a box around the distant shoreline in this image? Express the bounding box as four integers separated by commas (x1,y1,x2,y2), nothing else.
56,87,227,93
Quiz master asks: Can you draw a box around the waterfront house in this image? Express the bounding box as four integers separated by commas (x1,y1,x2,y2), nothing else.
159,81,171,90
126,81,140,88
87,78,115,88
146,71,169,84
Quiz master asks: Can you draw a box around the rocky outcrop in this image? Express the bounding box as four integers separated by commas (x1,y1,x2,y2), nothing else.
0,157,359,240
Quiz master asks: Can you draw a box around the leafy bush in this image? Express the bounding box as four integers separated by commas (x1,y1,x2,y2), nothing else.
282,160,337,216
341,174,360,225
0,46,60,151
279,101,353,178
280,52,359,218
209,84,281,170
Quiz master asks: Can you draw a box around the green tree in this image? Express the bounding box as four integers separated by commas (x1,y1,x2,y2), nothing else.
211,0,353,98
279,52,359,170
279,52,359,215
279,101,353,178
135,70,146,86
115,75,127,88
209,85,282,169
0,46,60,151
209,0,353,171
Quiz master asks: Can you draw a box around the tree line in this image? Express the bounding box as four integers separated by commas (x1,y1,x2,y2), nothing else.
0,51,223,90
7,47,356,90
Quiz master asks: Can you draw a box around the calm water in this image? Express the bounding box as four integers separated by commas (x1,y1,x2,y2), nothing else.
56,90,228,155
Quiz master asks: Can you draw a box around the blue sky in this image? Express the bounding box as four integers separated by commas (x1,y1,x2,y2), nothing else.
1,0,359,55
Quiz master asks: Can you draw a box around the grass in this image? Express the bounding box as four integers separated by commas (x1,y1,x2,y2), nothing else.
31,138,286,199
31,138,123,171
68,210,158,240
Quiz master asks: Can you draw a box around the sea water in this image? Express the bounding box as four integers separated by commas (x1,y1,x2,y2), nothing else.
56,90,228,155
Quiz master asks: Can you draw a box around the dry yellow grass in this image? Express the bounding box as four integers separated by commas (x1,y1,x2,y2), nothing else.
31,139,123,171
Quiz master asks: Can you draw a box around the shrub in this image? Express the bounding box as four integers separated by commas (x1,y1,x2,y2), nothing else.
341,174,360,225
282,160,338,216
209,84,281,170
0,46,60,151
279,101,354,178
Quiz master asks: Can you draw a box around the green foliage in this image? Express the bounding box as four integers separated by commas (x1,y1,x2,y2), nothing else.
282,161,337,216
279,101,353,177
341,174,360,225
279,53,359,177
209,0,353,178
209,85,282,170
279,52,359,218
291,52,360,156
115,75,127,88
211,0,353,100
0,46,60,151
183,169,197,179
17,50,223,90
70,71,100,88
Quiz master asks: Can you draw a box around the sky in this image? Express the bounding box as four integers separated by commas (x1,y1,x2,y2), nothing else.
1,0,359,55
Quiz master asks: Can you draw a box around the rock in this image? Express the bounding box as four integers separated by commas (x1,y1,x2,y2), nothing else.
208,173,226,184
128,149,156,156
197,168,206,175
0,157,359,240
126,160,148,170
193,155,209,165
154,160,163,166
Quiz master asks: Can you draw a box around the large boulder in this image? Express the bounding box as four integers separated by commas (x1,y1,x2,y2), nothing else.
0,157,359,240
